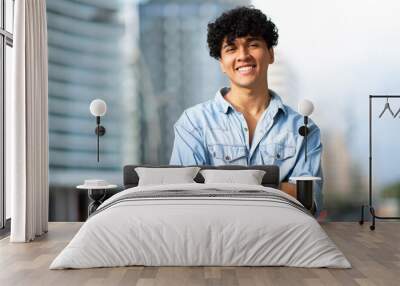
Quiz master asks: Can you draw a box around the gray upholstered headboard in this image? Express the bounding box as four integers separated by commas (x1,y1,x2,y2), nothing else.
123,165,280,189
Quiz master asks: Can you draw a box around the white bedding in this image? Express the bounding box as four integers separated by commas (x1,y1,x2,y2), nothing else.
50,183,351,269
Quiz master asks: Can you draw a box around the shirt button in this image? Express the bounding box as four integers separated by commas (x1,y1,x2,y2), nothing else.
276,154,281,159
244,127,248,132
225,155,231,161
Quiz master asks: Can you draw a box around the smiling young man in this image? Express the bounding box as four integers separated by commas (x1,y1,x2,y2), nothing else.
169,7,323,214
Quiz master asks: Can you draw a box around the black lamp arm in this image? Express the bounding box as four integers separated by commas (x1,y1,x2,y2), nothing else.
95,116,106,136
94,116,106,162
298,116,309,162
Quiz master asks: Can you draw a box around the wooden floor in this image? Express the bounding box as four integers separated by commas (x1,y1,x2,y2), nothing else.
0,222,399,286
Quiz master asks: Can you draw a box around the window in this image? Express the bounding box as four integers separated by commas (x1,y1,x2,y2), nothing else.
0,0,14,231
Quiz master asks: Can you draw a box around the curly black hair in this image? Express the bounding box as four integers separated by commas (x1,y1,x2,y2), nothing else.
207,6,279,59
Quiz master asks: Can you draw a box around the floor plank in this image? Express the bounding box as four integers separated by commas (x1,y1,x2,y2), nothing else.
0,222,399,286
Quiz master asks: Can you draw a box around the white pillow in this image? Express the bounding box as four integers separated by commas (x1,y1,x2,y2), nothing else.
135,167,201,186
200,169,266,185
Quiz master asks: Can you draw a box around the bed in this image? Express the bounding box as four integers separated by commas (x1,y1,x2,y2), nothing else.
50,165,350,269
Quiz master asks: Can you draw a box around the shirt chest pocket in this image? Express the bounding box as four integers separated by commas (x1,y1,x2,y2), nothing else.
260,141,296,166
208,144,248,165
263,144,296,160
260,131,297,163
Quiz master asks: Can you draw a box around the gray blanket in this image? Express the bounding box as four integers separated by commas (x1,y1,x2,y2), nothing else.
91,188,309,218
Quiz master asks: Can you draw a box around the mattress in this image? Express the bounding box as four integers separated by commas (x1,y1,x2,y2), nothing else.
50,183,350,269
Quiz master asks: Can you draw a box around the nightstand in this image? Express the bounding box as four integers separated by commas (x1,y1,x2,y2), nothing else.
289,176,321,214
77,184,118,216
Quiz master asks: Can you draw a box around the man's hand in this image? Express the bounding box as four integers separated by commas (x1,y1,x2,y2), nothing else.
280,182,297,198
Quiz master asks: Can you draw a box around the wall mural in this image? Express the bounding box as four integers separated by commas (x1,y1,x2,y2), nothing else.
46,0,400,221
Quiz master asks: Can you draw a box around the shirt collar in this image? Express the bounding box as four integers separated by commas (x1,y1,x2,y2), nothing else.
268,89,287,115
215,87,233,114
214,87,287,115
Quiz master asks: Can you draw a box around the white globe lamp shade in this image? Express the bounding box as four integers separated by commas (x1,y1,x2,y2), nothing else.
90,99,107,117
298,99,314,117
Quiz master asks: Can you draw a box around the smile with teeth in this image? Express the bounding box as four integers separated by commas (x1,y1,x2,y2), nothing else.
236,65,256,74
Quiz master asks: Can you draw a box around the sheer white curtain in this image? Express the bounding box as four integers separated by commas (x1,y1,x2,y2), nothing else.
7,0,49,242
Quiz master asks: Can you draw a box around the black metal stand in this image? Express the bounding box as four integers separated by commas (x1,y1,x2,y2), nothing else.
291,177,319,215
359,95,400,230
88,189,106,216
296,180,313,210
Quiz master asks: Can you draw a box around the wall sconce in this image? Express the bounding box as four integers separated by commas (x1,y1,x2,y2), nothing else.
89,99,107,162
298,99,314,162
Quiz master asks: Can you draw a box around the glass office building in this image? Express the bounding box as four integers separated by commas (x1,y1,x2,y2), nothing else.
47,0,138,187
138,0,248,164
47,0,139,220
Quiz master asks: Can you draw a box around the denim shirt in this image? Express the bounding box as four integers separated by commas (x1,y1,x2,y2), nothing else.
170,88,323,212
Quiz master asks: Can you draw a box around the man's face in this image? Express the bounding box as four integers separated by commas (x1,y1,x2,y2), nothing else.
219,36,274,90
